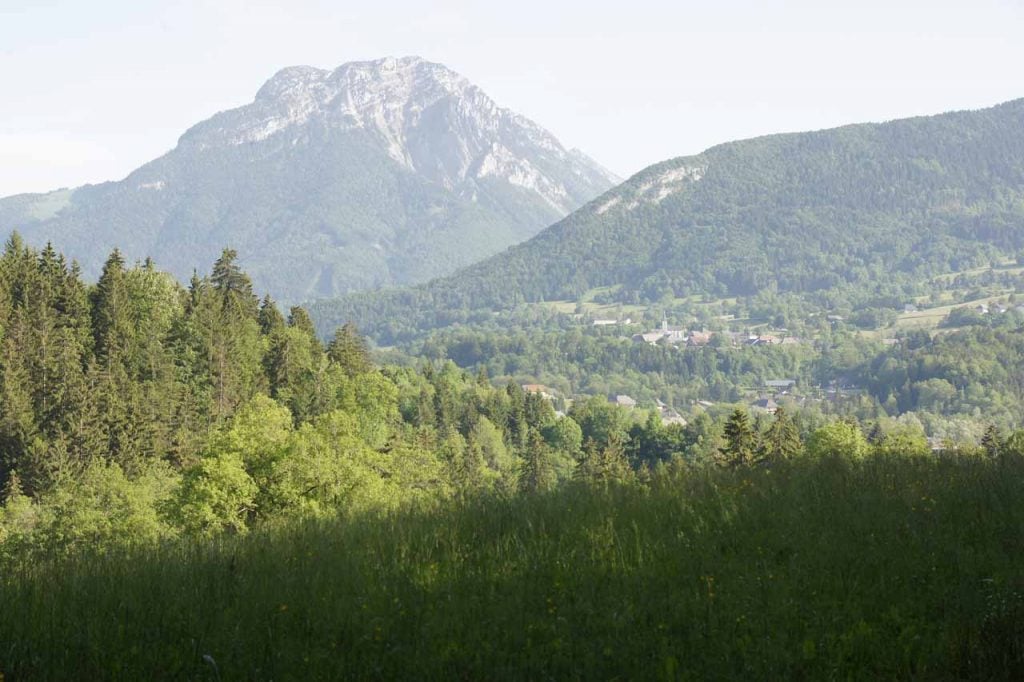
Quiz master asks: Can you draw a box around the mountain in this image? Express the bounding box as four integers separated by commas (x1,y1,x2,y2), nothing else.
311,98,1024,342
0,57,617,301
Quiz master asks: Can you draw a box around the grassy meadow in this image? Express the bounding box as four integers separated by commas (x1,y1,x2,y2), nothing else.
2,454,1023,680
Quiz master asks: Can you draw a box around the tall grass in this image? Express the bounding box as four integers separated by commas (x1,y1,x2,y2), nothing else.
2,455,1023,679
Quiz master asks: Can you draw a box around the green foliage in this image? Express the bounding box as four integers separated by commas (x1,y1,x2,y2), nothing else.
327,321,372,377
541,415,583,457
807,420,871,460
172,449,256,537
3,456,1023,679
519,430,556,494
760,407,803,462
576,432,634,486
569,395,632,447
40,460,178,553
874,424,931,458
721,408,757,467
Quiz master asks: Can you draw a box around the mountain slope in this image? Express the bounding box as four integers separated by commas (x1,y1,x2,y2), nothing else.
0,57,617,301
311,98,1024,341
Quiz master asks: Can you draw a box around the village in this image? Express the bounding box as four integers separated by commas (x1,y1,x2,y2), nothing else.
624,315,806,348
522,376,810,428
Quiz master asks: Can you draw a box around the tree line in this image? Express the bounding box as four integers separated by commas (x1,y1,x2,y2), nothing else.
3,238,1024,561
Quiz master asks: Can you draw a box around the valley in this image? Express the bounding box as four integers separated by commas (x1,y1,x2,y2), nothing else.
2,38,1024,678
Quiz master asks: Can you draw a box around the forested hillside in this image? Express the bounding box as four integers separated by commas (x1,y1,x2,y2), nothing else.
7,238,1022,555
5,243,1024,679
312,98,1024,341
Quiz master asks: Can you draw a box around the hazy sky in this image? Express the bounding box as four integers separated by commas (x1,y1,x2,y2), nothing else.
1,0,1023,196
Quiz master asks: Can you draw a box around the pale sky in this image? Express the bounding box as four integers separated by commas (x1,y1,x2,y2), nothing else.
1,0,1023,197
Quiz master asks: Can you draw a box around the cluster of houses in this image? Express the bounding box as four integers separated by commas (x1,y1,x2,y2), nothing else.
609,394,687,425
972,302,1022,315
631,316,803,348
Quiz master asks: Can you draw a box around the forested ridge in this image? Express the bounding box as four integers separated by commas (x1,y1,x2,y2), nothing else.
312,97,1024,342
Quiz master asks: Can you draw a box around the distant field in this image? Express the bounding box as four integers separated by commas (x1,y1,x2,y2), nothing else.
2,455,1022,679
541,262,1024,340
928,260,1024,285
894,292,1015,331
541,287,737,321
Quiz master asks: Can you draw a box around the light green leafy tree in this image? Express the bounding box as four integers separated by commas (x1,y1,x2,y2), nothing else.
806,420,870,460
171,449,257,537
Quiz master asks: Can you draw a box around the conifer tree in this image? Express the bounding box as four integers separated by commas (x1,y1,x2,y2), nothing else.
178,254,264,420
288,307,318,342
258,295,285,335
981,425,1002,459
867,421,885,446
327,322,371,376
721,408,756,467
0,314,39,487
759,407,802,462
519,429,555,494
1,469,23,504
414,387,437,430
91,249,134,371
211,248,257,316
450,435,486,496
577,432,633,486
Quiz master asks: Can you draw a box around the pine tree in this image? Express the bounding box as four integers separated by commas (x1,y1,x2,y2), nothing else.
258,295,285,335
327,322,372,377
91,249,133,371
451,436,485,496
504,381,529,451
519,430,555,494
0,313,39,488
173,257,264,421
981,425,1002,459
1,469,23,504
288,306,318,341
211,249,255,300
759,407,802,462
414,387,437,431
867,421,885,446
721,408,756,467
577,432,633,486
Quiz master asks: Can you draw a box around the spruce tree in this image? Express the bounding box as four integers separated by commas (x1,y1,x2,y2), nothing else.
981,425,1002,459
327,322,372,376
91,249,133,371
288,306,318,341
577,432,633,486
258,295,285,335
760,407,802,462
519,430,555,494
1,469,23,504
453,437,486,496
721,408,756,467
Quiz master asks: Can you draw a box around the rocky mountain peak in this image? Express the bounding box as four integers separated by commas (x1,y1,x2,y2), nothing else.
182,57,617,211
